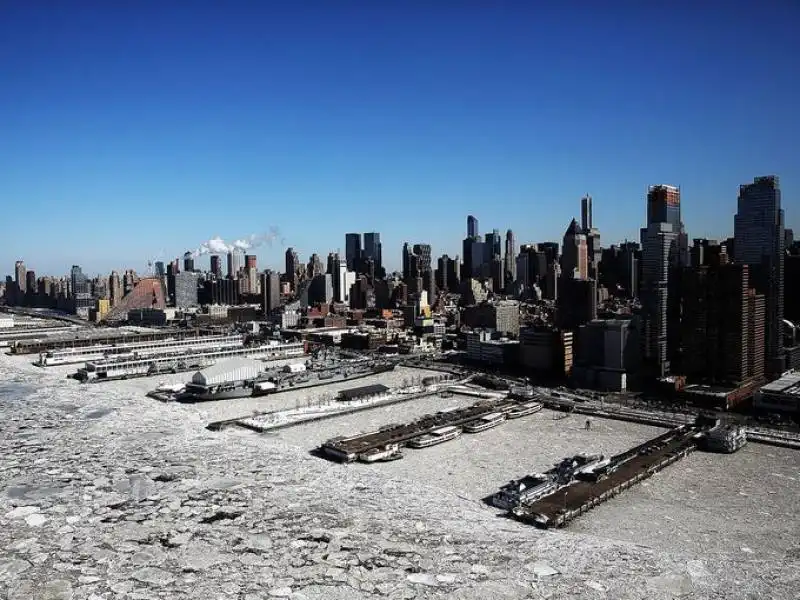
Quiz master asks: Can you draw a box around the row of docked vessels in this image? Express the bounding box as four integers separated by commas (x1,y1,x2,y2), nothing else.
174,359,397,402
490,453,611,510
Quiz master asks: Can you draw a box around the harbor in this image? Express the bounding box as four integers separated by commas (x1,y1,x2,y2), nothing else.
318,393,544,463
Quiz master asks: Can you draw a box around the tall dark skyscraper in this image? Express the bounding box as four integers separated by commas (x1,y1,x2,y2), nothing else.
580,194,593,232
734,175,785,376
345,233,362,272
504,229,516,289
285,247,300,291
209,255,221,278
467,215,479,239
363,232,382,276
183,252,194,273
226,251,239,279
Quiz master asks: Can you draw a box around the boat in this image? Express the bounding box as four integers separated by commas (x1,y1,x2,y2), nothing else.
358,444,402,463
408,425,462,448
180,380,255,401
506,402,543,419
492,474,559,510
463,412,506,433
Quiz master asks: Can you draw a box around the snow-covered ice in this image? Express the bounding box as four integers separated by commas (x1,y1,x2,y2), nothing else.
1,351,799,599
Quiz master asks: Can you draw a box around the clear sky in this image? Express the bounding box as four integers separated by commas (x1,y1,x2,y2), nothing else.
1,1,798,278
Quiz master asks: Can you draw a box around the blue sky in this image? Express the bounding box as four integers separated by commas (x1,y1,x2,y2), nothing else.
1,2,798,277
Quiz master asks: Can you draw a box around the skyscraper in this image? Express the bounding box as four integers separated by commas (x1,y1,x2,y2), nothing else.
363,232,383,276
226,251,240,279
504,229,516,290
580,194,593,232
209,255,222,278
345,233,362,272
467,215,479,239
561,219,588,280
734,175,785,376
260,270,281,315
647,185,682,230
285,247,300,291
640,222,678,377
14,260,25,298
183,252,194,273
412,244,432,274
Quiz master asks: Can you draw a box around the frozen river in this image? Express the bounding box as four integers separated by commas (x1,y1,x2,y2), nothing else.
1,351,798,599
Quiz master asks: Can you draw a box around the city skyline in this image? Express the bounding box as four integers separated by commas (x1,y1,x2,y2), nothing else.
2,4,798,274
4,179,793,279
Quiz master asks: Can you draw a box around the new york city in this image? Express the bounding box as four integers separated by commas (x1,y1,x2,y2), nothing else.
1,4,798,600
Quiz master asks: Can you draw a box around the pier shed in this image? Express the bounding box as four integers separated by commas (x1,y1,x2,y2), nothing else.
337,384,389,402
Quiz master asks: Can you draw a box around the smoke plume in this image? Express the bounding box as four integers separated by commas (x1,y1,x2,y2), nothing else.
193,227,285,258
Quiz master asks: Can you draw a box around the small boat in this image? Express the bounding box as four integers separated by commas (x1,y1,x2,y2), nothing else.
408,425,462,448
463,412,506,433
507,402,543,419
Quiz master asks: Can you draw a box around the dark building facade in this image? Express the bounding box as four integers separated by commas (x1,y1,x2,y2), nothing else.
734,175,785,377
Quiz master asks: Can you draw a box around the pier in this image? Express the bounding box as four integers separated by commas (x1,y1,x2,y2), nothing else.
509,426,701,529
74,341,306,382
319,396,526,463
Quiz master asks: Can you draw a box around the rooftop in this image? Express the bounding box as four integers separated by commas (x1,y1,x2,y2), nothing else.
761,371,800,395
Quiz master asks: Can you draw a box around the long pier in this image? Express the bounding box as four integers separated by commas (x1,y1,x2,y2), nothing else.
319,397,522,462
510,426,700,529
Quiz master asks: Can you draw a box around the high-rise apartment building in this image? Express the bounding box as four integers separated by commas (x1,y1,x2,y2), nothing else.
734,175,785,377
260,270,281,315
680,263,765,385
174,271,199,308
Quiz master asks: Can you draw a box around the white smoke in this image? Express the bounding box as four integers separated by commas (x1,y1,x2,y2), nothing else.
193,227,285,258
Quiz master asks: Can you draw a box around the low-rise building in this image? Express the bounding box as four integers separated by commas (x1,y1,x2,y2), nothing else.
754,371,800,415
466,329,519,366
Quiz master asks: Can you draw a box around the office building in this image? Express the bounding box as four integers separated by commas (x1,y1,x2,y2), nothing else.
412,243,432,275
734,175,785,377
345,233,362,272
561,219,588,280
285,247,300,291
363,232,383,276
640,221,678,377
208,255,221,278
580,194,593,231
183,252,194,273
226,251,240,279
504,229,516,291
467,215,479,239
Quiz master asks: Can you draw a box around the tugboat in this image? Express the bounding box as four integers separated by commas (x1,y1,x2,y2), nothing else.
358,444,403,463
